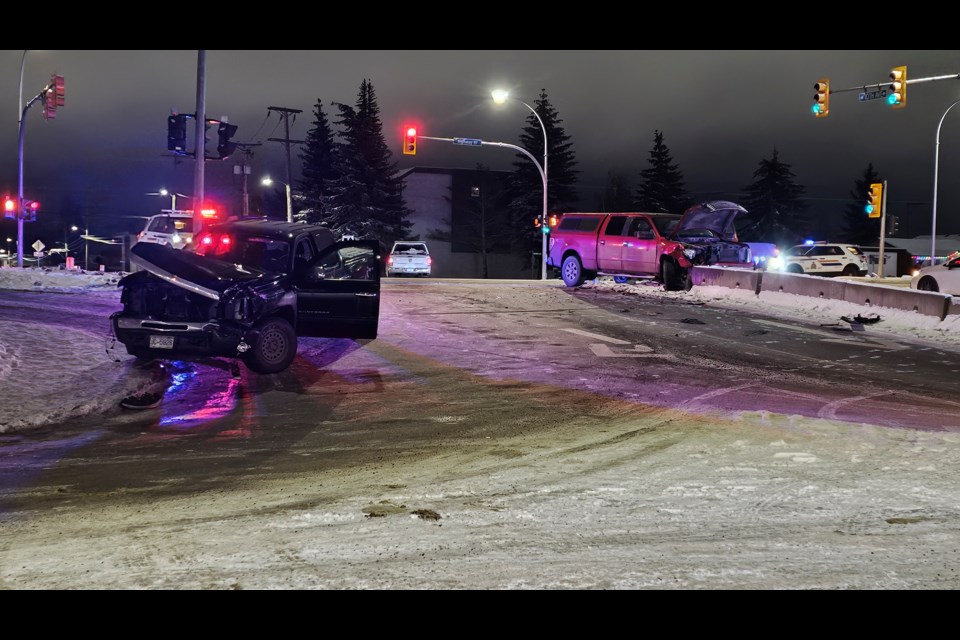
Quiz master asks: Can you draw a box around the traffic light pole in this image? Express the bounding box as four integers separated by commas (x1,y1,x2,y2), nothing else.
420,135,549,280
878,179,888,277
16,83,52,268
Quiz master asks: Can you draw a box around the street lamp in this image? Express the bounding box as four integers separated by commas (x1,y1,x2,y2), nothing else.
930,98,960,266
63,224,78,260
148,188,190,213
492,89,548,280
261,177,292,223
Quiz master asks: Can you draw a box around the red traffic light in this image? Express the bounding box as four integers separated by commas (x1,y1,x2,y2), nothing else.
403,126,417,155
29,201,39,210
4,198,15,213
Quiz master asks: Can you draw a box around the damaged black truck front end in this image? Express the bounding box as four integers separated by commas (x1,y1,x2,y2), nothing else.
111,243,293,370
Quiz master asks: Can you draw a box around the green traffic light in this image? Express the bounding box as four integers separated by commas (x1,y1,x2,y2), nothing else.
865,204,874,214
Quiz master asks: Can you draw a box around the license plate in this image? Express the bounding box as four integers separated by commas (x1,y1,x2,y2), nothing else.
149,335,175,349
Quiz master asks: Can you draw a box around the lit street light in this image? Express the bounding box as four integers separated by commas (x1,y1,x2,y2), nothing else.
492,89,549,280
63,224,78,261
261,177,292,223
930,98,960,266
147,188,190,213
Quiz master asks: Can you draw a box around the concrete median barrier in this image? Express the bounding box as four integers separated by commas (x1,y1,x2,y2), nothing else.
691,266,953,320
841,281,952,320
689,266,761,293
759,270,847,300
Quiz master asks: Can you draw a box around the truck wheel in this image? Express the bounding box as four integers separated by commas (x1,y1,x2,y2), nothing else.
613,276,629,284
244,317,297,374
661,259,686,291
561,255,586,287
787,264,803,274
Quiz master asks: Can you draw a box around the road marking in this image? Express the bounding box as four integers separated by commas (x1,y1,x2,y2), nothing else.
589,343,660,358
817,390,892,419
821,337,908,352
682,383,757,406
563,328,631,345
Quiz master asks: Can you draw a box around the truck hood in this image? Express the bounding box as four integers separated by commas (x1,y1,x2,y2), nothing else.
129,243,269,301
672,201,748,241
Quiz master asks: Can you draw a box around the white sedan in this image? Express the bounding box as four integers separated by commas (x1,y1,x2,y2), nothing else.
911,251,960,294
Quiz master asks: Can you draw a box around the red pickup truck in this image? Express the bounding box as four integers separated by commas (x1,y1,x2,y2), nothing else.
546,200,753,290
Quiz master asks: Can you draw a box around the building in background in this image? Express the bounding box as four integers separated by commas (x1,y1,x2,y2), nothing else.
399,167,533,279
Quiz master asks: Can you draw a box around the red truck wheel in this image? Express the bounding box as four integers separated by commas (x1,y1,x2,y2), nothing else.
561,255,586,287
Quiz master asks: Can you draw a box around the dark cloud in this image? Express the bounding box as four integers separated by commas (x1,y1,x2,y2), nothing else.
3,50,959,240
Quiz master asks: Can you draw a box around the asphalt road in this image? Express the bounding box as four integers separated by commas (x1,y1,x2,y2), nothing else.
2,281,959,588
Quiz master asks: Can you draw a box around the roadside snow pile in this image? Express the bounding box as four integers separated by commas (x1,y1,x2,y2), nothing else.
0,266,124,293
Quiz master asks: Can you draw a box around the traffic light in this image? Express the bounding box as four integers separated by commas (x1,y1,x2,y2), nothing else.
403,126,417,155
168,114,188,153
812,78,829,118
888,66,906,108
534,216,542,229
866,182,883,218
548,214,559,228
43,74,64,120
3,198,15,219
889,215,900,235
217,122,239,159
23,201,39,222
540,215,551,235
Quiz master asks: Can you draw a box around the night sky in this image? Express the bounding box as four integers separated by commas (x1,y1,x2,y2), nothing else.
2,50,960,243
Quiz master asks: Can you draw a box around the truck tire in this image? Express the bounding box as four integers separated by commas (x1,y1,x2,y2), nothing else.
243,317,297,374
561,255,586,287
661,259,687,291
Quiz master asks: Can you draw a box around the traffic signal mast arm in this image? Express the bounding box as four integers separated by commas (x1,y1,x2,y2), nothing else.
820,73,960,99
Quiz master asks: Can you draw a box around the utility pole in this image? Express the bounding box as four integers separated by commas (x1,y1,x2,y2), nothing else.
193,50,206,235
267,106,304,214
234,143,261,217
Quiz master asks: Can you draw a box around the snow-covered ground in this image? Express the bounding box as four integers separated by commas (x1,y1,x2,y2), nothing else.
583,276,960,348
0,267,164,432
0,266,957,433
3,268,960,588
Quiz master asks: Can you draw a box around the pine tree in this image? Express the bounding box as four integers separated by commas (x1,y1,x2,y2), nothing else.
634,130,689,213
323,79,412,243
842,163,882,245
506,89,579,252
596,171,634,212
296,99,338,224
739,148,808,245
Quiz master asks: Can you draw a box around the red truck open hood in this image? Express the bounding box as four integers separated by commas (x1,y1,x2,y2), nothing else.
671,201,748,242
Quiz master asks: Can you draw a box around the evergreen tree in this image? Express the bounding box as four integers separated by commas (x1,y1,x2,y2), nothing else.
506,89,579,252
296,99,338,224
323,79,412,243
842,163,882,245
738,148,808,245
634,130,689,213
596,171,634,212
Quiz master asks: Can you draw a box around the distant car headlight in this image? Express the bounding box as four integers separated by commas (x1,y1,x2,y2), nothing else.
768,257,783,270
911,268,920,277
